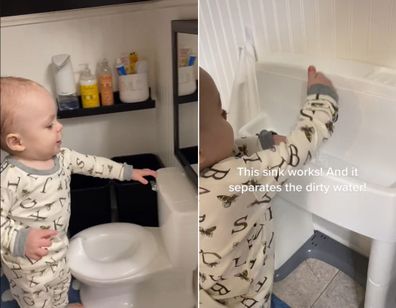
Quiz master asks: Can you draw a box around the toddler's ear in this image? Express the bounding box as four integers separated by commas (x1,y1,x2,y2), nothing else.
5,133,25,152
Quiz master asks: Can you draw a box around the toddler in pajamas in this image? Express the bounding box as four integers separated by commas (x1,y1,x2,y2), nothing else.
0,77,157,308
199,66,339,307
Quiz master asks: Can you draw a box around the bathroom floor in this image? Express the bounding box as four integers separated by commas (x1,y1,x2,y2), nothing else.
2,259,365,308
273,258,365,308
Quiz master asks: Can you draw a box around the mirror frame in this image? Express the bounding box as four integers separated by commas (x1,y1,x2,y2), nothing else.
172,19,198,187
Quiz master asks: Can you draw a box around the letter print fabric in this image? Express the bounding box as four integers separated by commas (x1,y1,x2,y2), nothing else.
199,93,338,307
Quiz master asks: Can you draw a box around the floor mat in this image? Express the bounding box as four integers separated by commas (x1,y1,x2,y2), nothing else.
271,293,290,308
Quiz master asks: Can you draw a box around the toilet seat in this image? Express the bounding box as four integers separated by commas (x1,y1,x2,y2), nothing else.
68,223,158,282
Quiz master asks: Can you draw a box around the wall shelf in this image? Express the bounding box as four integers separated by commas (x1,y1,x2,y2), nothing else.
58,91,155,119
176,87,198,104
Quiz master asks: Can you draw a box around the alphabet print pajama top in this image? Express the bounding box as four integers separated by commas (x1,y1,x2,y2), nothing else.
1,148,132,308
199,87,338,308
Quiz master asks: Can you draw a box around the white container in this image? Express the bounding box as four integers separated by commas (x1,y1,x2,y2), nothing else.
119,73,149,103
52,54,76,96
178,66,196,96
52,54,80,110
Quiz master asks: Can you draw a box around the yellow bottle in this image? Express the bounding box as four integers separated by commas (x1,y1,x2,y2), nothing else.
129,52,138,74
80,64,100,108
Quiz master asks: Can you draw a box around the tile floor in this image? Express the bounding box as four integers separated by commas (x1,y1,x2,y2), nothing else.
273,258,365,308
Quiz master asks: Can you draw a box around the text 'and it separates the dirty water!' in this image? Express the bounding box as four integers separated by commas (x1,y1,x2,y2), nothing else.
229,167,367,194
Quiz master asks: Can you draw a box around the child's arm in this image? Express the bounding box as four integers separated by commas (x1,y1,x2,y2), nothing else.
63,148,156,184
0,187,57,260
1,186,25,256
275,66,336,149
270,66,338,173
239,66,338,182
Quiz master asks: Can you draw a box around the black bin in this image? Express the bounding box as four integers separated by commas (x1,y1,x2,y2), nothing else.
112,154,164,227
69,174,111,237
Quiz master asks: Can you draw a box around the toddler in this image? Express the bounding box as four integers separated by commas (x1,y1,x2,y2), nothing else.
199,66,339,307
0,77,157,308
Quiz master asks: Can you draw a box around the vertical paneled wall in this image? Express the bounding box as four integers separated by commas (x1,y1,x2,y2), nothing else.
200,0,396,109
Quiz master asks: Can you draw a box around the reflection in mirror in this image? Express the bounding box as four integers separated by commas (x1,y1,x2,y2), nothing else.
172,20,198,186
177,33,198,96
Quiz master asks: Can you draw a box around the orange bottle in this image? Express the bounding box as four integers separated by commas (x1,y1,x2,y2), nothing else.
98,58,114,106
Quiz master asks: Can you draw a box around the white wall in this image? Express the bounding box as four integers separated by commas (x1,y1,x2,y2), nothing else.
200,0,396,257
1,0,198,166
200,0,396,110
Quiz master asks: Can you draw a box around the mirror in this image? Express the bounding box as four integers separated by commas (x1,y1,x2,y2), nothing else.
177,33,198,96
172,20,198,187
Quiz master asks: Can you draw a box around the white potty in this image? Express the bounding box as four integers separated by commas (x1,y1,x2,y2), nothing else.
67,167,197,308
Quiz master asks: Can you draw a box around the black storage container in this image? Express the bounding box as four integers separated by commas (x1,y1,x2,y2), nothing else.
112,154,164,227
69,174,112,237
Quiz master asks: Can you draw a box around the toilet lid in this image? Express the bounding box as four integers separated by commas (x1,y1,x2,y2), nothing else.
67,223,158,282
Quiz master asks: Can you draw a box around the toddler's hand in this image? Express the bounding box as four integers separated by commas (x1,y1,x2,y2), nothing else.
273,134,287,145
132,168,157,185
307,66,335,91
25,229,58,260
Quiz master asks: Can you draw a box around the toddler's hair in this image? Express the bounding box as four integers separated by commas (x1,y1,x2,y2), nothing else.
0,77,43,152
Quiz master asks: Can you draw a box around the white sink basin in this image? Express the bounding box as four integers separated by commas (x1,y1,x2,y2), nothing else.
239,54,396,308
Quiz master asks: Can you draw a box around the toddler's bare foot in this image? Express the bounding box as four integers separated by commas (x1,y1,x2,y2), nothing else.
67,304,83,308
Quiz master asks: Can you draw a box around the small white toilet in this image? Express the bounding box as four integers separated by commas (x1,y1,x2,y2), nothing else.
67,167,197,308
